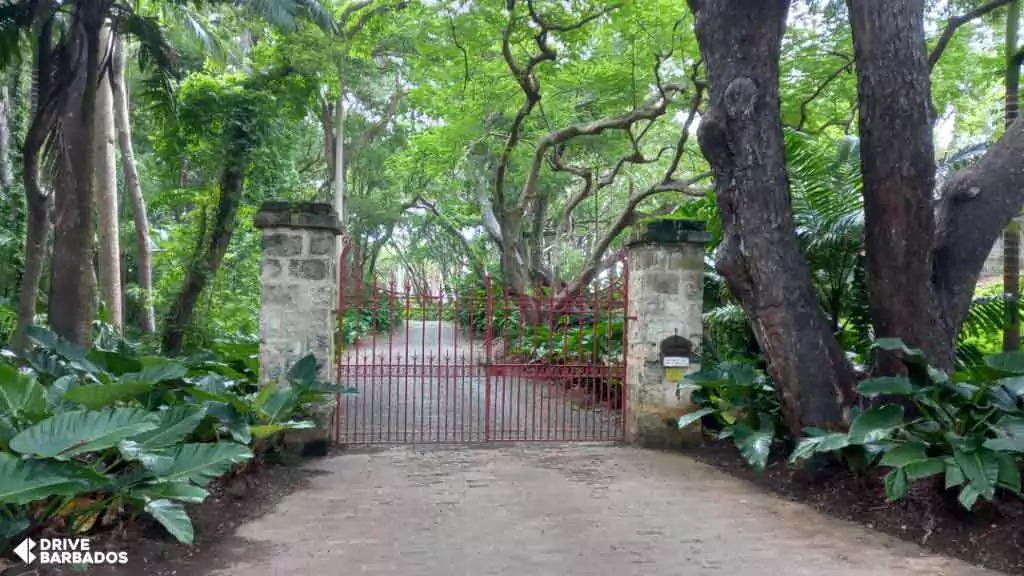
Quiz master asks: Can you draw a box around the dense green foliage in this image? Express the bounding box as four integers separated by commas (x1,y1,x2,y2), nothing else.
0,325,345,546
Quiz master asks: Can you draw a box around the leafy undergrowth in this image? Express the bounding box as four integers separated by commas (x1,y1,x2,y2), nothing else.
0,324,349,556
685,438,1024,574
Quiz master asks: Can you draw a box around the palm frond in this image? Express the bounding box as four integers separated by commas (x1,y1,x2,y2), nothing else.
159,3,232,64
242,0,336,33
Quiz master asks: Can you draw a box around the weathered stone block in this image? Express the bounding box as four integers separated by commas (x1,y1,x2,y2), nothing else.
309,234,335,256
261,258,283,280
262,233,302,257
646,272,680,295
263,284,298,307
254,201,342,233
289,259,328,281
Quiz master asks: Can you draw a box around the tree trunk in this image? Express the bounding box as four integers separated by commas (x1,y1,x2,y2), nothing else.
50,3,105,347
95,26,121,329
847,1,948,368
0,85,11,192
1003,0,1021,352
688,0,856,434
111,35,155,333
161,137,250,355
12,15,54,352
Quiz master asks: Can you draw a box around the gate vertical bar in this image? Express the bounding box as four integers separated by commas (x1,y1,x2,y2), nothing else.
335,239,347,443
621,254,630,441
484,275,493,442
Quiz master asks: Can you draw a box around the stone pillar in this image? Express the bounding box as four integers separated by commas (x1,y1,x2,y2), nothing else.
254,201,340,385
625,218,709,448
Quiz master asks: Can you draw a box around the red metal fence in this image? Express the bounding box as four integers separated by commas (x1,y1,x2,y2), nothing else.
334,251,628,445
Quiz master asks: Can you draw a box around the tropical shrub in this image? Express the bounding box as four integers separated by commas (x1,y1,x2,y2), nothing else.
790,339,1024,510
0,326,347,548
677,361,784,471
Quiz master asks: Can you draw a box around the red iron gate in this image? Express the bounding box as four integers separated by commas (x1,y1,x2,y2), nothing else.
334,252,628,445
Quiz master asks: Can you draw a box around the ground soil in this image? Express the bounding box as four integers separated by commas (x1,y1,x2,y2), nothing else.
682,438,1024,575
0,453,324,576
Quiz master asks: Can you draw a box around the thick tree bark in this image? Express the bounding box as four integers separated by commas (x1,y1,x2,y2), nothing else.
848,0,1024,369
161,140,250,355
111,35,155,333
95,26,121,329
1003,0,1021,352
689,0,856,434
847,1,947,368
50,2,105,347
12,14,55,352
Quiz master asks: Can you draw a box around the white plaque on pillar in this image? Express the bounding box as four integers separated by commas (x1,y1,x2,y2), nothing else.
663,356,690,368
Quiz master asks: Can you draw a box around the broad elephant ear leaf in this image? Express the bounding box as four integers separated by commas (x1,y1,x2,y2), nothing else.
0,364,48,419
0,454,108,505
8,408,159,459
144,499,194,544
130,405,206,449
63,381,154,410
146,442,252,486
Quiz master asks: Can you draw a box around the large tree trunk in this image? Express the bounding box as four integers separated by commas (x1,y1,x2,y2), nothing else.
848,1,1024,370
688,0,856,434
50,2,105,346
1003,0,1021,352
95,26,121,329
12,15,55,352
111,35,155,333
847,1,947,368
161,139,250,355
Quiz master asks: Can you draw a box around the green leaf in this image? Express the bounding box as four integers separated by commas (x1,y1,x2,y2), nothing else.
0,417,15,448
0,455,107,505
872,338,927,365
258,388,300,423
847,405,904,445
250,420,315,439
130,405,206,449
122,358,188,385
985,351,1024,374
884,468,909,501
677,408,714,429
904,458,945,480
0,364,48,417
999,376,1024,396
130,482,209,504
857,377,914,397
118,440,173,470
879,442,928,468
9,408,158,459
63,382,154,410
732,414,774,472
86,350,142,376
958,484,981,510
147,442,252,486
996,452,1022,494
286,354,318,384
945,458,966,489
986,415,1024,453
251,380,278,413
48,375,80,409
789,432,849,463
205,402,252,444
953,448,998,500
145,499,194,543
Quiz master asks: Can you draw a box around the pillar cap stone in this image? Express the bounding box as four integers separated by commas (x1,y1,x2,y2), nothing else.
627,217,711,246
254,201,342,233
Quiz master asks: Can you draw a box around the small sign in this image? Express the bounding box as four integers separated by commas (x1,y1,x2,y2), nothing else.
665,367,685,382
663,356,690,368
